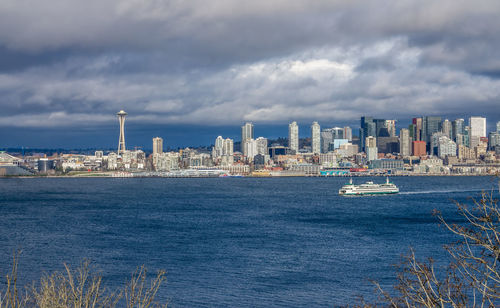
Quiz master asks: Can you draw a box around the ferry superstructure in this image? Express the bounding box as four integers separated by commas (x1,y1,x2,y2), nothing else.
339,177,399,196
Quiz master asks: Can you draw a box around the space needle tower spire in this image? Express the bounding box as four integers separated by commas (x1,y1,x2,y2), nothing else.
117,110,127,154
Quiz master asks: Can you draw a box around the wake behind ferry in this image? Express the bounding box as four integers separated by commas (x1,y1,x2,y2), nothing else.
339,177,399,196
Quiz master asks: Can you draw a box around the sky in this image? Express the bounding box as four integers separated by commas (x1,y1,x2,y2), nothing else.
1,0,500,149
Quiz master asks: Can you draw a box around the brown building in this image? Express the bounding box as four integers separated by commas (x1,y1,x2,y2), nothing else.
412,141,426,156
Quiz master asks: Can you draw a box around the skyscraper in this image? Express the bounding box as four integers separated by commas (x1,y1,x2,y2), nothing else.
365,136,377,161
311,122,321,154
385,120,397,137
256,137,268,156
117,110,127,154
214,136,224,157
452,119,465,142
223,138,234,156
241,122,254,142
343,126,352,141
152,137,163,156
288,121,299,153
399,128,411,157
412,117,423,141
497,121,500,133
442,119,451,138
320,129,333,153
423,116,442,145
469,116,486,138
360,116,376,151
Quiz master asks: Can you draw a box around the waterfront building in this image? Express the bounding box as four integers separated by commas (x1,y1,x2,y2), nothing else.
95,151,103,159
412,141,426,156
343,126,352,141
117,110,127,154
319,153,337,167
497,121,500,133
399,128,411,157
241,122,254,142
337,143,358,158
368,159,404,170
288,121,299,153
442,119,451,138
469,116,486,138
311,122,321,154
153,137,163,156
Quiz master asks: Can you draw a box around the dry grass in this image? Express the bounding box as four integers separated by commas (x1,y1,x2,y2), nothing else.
0,254,167,308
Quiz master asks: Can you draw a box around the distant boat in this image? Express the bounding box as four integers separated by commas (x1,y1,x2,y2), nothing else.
339,177,399,196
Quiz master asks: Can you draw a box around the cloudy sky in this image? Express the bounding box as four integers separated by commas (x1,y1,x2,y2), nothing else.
1,0,500,148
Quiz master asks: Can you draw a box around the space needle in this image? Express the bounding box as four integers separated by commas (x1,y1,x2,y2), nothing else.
117,110,127,154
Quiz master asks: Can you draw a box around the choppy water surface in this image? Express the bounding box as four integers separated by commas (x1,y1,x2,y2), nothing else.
0,176,498,307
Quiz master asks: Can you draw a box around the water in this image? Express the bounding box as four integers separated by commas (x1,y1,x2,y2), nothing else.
0,176,498,306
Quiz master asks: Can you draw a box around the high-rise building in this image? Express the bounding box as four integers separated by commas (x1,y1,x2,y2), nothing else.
243,138,257,159
496,121,500,133
241,122,254,142
255,137,268,156
442,119,451,138
117,110,127,154
423,116,442,145
385,120,397,137
452,119,465,142
365,136,378,161
311,122,321,154
437,136,457,158
153,137,163,156
214,136,224,157
360,116,376,151
412,118,423,141
332,127,344,140
399,128,411,157
343,126,352,141
288,121,299,153
469,116,486,138
320,129,333,153
412,141,426,156
223,138,234,156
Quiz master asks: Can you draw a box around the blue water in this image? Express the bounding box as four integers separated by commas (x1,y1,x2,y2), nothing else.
0,176,498,306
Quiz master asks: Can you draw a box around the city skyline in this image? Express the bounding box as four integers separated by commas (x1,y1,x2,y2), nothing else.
1,1,500,149
2,114,500,150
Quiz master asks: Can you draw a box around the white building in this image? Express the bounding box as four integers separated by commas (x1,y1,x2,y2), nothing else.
243,138,257,160
311,122,321,154
153,137,163,156
399,128,411,157
288,121,299,153
469,116,486,138
214,136,224,158
442,119,451,138
256,137,268,156
343,126,352,141
365,136,378,161
241,122,254,142
437,136,457,158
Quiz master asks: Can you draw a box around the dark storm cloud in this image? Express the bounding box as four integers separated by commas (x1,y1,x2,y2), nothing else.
0,0,500,133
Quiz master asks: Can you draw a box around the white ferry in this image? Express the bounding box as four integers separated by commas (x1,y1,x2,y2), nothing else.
339,177,399,196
